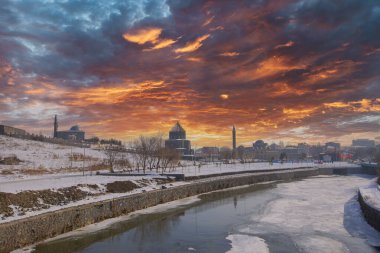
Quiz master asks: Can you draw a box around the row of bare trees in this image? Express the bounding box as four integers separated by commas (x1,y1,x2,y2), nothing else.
131,135,180,174
103,135,180,174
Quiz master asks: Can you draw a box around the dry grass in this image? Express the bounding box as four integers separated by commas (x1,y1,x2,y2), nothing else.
0,169,14,175
0,155,22,165
68,153,99,162
18,166,50,175
88,163,110,172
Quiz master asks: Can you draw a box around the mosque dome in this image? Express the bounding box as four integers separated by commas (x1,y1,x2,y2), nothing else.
70,125,80,131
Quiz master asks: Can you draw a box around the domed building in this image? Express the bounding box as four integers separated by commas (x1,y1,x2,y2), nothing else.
53,115,85,141
165,122,193,159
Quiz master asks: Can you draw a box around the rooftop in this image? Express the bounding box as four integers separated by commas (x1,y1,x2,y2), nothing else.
170,121,185,133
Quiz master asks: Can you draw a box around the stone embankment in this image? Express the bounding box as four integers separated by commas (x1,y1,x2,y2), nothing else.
358,185,380,232
0,168,318,253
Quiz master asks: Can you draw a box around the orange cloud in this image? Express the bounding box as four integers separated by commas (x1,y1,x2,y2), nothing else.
219,51,240,57
251,56,305,80
324,99,380,112
175,34,210,53
274,41,295,49
123,28,162,45
186,57,203,62
202,16,214,26
123,28,177,51
282,107,317,119
220,94,229,100
270,82,306,97
64,81,166,106
148,38,177,50
25,88,45,95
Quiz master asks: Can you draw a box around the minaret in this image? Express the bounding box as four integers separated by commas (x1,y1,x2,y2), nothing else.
232,125,236,158
53,115,58,138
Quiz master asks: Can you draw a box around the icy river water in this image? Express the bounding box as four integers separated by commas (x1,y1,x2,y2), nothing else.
32,175,380,253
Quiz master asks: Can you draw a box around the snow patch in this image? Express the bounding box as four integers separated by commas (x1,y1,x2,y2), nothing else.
296,235,349,253
359,178,380,211
226,234,269,253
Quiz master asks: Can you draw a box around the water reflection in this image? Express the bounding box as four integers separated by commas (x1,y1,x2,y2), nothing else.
34,183,275,253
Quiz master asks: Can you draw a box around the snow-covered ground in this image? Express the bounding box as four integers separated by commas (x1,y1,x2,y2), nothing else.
359,179,380,211
0,135,362,225
0,173,175,193
0,135,106,175
0,160,357,193
168,161,358,177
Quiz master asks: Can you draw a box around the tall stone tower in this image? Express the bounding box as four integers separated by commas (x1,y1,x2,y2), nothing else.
232,125,236,158
53,115,58,138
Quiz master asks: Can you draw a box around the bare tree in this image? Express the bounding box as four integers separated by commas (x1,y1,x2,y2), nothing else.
103,148,119,173
131,134,182,174
131,135,161,174
160,147,180,173
116,153,132,172
146,135,163,171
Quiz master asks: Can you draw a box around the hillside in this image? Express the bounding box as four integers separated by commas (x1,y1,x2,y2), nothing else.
0,135,106,177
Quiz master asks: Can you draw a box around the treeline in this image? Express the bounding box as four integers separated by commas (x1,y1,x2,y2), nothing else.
5,133,86,147
86,137,123,146
104,135,180,174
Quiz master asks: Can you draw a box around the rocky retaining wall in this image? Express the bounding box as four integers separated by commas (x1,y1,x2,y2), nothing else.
0,168,318,253
318,166,375,175
358,189,380,232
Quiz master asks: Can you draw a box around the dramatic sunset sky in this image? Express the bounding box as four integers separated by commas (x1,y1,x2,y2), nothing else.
0,0,379,147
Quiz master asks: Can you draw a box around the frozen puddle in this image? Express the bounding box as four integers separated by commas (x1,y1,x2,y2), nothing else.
226,234,269,253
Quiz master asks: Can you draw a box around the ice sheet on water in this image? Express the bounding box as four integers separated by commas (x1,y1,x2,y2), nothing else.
237,176,380,251
226,234,269,253
295,235,349,253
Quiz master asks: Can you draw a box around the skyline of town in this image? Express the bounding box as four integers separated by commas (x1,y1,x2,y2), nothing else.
1,117,378,151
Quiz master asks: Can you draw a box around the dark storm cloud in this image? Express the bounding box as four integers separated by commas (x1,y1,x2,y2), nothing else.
0,0,379,145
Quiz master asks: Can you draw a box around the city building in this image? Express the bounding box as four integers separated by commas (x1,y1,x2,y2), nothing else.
297,143,310,157
325,142,341,151
252,140,269,161
164,122,193,159
196,147,219,162
282,146,300,161
236,145,254,161
253,140,267,150
352,139,375,148
0,125,27,137
53,115,85,141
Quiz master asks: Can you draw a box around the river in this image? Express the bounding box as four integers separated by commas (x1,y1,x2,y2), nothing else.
31,175,380,253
